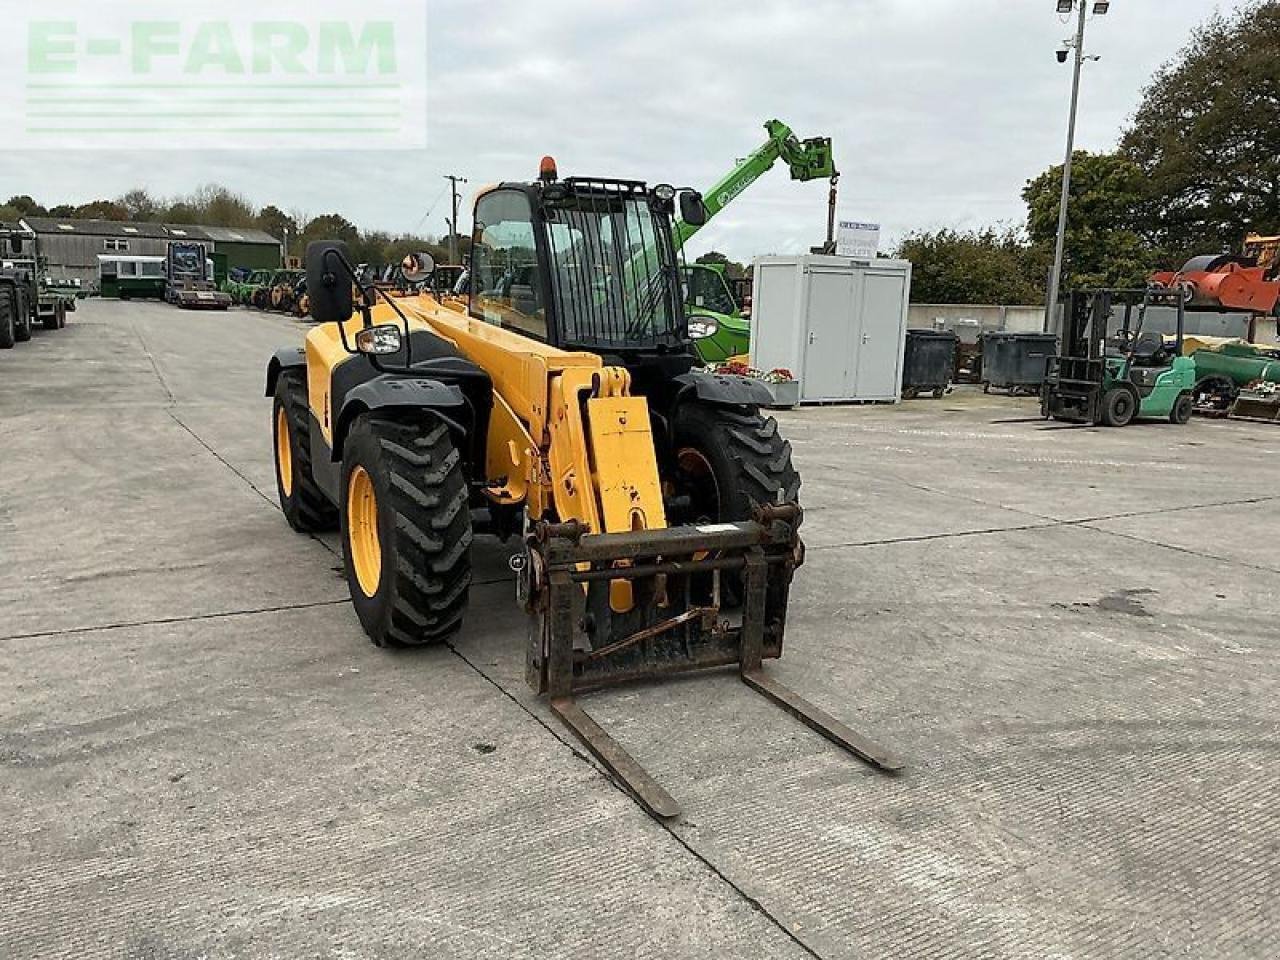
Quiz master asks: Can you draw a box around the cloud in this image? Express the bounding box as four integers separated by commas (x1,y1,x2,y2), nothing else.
2,0,1252,262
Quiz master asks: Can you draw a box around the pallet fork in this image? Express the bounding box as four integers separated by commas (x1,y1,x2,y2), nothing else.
521,504,901,819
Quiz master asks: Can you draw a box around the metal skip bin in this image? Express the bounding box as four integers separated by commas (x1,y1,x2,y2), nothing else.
902,329,958,398
981,332,1059,395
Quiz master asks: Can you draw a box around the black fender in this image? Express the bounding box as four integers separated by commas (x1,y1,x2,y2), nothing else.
672,369,774,410
264,347,306,397
332,375,468,461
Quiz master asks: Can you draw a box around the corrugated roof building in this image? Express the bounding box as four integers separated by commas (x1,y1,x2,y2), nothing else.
22,217,282,287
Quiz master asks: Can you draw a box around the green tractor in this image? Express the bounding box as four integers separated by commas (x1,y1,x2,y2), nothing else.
228,268,272,305
1042,288,1197,427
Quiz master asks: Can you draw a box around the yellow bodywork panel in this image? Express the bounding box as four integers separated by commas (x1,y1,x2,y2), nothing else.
484,390,536,507
585,397,666,534
312,294,670,536
392,296,603,446
303,316,379,445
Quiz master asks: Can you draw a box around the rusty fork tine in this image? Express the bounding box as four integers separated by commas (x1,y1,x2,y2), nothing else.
550,697,681,819
740,669,903,772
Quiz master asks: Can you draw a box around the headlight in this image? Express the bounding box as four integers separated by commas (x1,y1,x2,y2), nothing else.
653,183,676,202
687,316,719,340
354,323,403,355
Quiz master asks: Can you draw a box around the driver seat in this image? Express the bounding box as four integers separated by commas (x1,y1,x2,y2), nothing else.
1130,331,1168,365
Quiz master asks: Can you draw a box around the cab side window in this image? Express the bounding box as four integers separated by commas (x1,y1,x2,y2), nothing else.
469,190,545,340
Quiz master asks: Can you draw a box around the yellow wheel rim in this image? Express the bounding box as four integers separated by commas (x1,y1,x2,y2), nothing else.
275,407,294,498
677,447,719,562
347,465,382,597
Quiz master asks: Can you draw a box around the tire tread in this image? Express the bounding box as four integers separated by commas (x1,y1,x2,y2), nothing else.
358,415,472,647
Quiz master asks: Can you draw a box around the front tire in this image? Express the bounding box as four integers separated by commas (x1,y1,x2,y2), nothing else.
670,405,800,606
672,405,801,523
1100,387,1136,427
272,370,338,532
339,414,473,647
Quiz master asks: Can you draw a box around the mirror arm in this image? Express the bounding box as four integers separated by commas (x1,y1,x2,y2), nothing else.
318,246,417,371
366,283,416,370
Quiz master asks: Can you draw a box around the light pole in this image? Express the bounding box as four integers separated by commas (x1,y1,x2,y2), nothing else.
444,175,468,265
1045,1,1108,327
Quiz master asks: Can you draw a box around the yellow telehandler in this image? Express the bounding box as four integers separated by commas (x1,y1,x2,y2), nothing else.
265,159,899,816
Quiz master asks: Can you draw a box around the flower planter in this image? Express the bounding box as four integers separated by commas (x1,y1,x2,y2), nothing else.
764,379,800,409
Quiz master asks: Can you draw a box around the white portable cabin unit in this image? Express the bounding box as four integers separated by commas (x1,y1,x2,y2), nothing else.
750,255,912,403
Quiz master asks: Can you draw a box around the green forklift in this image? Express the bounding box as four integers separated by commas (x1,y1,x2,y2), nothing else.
1042,288,1197,426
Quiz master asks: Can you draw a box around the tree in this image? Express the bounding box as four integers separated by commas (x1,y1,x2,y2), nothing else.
73,199,130,221
695,250,747,281
5,195,47,217
188,184,256,227
256,205,297,245
162,202,199,224
894,228,1048,305
1121,1,1280,258
1022,151,1157,289
118,188,159,221
296,213,360,259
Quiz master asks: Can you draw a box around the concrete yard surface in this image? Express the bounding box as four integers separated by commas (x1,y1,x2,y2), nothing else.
1,299,1277,959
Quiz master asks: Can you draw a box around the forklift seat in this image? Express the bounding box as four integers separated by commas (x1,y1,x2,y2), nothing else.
1131,331,1169,364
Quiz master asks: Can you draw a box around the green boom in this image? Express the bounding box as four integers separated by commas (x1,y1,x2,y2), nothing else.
678,119,837,363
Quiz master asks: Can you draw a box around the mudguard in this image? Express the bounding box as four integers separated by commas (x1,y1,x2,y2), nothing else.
264,347,306,397
673,369,774,409
333,375,468,459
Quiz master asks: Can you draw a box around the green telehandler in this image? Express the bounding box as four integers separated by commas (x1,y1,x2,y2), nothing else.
1042,288,1197,427
677,119,838,363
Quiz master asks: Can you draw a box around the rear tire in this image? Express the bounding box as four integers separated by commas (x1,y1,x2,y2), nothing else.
42,307,58,331
340,414,473,647
1100,388,1136,427
1170,392,1194,424
272,370,338,532
14,291,31,343
0,291,15,349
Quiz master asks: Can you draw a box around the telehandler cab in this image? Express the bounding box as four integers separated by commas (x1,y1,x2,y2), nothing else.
266,160,899,816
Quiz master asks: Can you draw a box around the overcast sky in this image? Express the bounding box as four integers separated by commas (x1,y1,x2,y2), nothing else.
3,0,1251,262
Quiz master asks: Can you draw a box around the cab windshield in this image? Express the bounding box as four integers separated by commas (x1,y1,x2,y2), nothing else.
683,265,738,316
543,187,682,349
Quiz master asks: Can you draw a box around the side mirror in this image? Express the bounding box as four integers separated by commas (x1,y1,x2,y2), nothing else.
306,240,354,324
401,251,436,283
679,190,708,227
9,235,24,254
